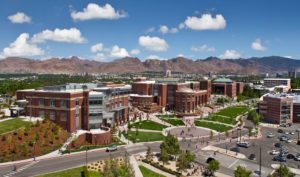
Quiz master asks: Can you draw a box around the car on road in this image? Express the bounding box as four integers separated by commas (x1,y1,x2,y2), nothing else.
275,143,283,148
237,142,250,148
249,154,256,160
267,132,275,138
273,155,286,162
106,145,117,152
270,150,280,155
278,129,283,133
280,136,289,141
287,154,295,159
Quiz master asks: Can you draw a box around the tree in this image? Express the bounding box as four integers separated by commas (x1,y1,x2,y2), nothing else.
146,147,154,161
269,165,295,177
234,165,251,177
177,150,196,172
160,147,169,165
207,159,220,175
160,134,180,155
247,110,262,127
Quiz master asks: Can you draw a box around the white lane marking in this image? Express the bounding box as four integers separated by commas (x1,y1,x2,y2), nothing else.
228,159,239,168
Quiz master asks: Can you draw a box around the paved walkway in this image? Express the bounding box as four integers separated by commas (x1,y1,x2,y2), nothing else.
0,117,13,122
198,119,234,127
202,145,246,159
131,128,162,133
130,156,143,177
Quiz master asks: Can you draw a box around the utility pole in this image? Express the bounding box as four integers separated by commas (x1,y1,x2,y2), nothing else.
259,144,262,177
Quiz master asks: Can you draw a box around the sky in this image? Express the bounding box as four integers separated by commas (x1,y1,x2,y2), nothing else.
0,0,300,61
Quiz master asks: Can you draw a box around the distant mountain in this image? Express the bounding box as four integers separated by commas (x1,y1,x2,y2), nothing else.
0,56,299,74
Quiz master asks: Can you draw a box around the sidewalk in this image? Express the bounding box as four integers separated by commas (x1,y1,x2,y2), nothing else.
271,164,300,175
201,145,246,159
130,156,143,177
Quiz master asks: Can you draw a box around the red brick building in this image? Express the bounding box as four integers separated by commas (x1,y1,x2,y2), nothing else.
212,78,244,98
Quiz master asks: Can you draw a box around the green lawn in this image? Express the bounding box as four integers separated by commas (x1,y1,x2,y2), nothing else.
206,115,237,125
195,121,233,132
158,114,178,119
0,118,32,134
125,131,165,142
139,165,166,177
160,118,184,126
38,167,101,177
131,120,167,131
216,106,249,118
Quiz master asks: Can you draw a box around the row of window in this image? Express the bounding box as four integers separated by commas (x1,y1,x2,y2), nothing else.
39,110,67,121
38,99,68,108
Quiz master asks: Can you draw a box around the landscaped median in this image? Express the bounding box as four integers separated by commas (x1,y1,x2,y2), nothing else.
139,165,166,177
38,166,100,177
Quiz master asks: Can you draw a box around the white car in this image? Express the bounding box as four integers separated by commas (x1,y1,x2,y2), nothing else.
290,132,295,135
267,133,275,138
286,139,293,143
270,150,280,155
285,132,289,135
294,156,300,161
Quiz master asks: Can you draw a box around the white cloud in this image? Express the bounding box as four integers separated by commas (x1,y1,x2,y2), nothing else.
177,53,185,57
8,12,31,24
251,38,267,51
191,45,215,52
145,27,155,33
145,55,166,60
2,33,44,57
219,50,241,59
71,3,127,21
159,25,178,34
183,14,226,30
32,28,86,43
110,45,129,58
91,43,104,53
284,56,293,59
130,49,140,55
139,35,169,52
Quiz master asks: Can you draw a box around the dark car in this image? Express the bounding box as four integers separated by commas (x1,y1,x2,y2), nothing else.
275,143,282,148
230,147,240,153
273,155,286,162
206,157,215,163
287,154,295,159
278,129,283,133
249,154,256,160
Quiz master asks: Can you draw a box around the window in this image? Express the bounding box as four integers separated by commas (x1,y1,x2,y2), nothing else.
76,98,79,106
61,100,67,108
50,111,55,120
50,100,56,107
60,112,67,122
39,99,45,106
39,110,45,118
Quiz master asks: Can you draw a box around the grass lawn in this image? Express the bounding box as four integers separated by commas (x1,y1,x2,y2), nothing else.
195,121,233,132
0,118,32,134
139,165,166,177
158,114,178,119
38,167,101,177
131,120,167,131
216,106,249,118
206,115,237,125
125,131,165,142
160,118,184,126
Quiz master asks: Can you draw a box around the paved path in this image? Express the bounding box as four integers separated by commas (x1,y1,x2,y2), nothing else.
131,128,162,133
198,119,234,127
0,117,13,122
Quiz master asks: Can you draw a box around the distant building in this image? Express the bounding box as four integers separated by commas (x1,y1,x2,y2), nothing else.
212,78,244,98
131,80,211,115
263,78,291,90
165,70,172,77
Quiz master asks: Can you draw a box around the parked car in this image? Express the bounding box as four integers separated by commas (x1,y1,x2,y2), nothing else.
275,143,282,148
286,139,293,143
249,154,256,160
273,155,286,162
287,154,295,159
285,132,290,135
290,132,295,135
237,142,250,148
270,150,280,155
106,145,117,152
294,155,300,161
278,129,283,133
280,136,289,141
230,147,240,153
267,133,275,138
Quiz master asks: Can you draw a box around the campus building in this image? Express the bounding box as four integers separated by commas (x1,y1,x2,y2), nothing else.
130,79,211,115
16,83,131,132
212,78,244,98
259,93,300,124
263,78,291,90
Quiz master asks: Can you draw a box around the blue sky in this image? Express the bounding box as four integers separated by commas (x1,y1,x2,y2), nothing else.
0,0,299,61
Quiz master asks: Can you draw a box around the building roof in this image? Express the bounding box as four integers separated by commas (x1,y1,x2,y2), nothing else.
264,78,291,81
213,78,233,83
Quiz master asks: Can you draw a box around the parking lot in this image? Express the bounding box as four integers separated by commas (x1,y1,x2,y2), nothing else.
216,125,300,169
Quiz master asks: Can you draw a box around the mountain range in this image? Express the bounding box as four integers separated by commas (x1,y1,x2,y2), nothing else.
0,56,299,75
